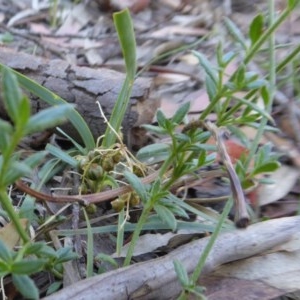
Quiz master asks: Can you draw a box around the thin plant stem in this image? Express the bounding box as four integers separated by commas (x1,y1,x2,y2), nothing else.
245,0,277,169
123,205,151,266
190,198,233,284
0,128,30,243
244,2,295,64
0,190,30,243
276,44,300,74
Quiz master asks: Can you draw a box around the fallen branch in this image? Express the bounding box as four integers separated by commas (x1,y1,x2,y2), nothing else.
44,216,300,300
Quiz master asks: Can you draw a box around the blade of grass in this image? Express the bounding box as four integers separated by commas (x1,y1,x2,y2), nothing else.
83,208,94,278
190,198,233,284
101,9,137,148
116,209,125,256
244,0,277,169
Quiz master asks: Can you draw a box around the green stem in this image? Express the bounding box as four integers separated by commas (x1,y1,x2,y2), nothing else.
199,93,222,121
0,190,30,243
218,89,257,124
123,206,151,266
244,2,295,64
190,198,233,284
276,44,300,74
0,127,30,244
245,0,276,169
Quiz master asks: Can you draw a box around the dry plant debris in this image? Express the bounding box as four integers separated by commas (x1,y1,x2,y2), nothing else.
0,0,300,299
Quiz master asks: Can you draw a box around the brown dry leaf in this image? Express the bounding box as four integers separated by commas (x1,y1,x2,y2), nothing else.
113,232,176,257
7,3,50,27
151,25,208,38
262,198,299,219
257,164,300,206
112,230,204,258
56,3,91,36
159,89,210,119
154,73,190,86
109,0,150,13
0,219,28,249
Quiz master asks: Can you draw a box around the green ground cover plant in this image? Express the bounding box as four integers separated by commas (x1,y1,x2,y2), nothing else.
0,0,299,298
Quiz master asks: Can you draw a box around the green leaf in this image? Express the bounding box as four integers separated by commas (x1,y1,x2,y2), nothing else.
23,151,47,169
174,133,190,143
216,42,223,66
11,259,45,274
288,0,298,10
174,260,190,287
245,79,266,89
0,260,9,275
234,65,246,87
25,104,74,135
0,122,12,152
224,18,247,50
154,204,177,231
192,51,218,85
249,14,264,45
4,161,32,185
113,9,136,80
261,85,270,107
37,244,58,259
197,150,206,166
46,144,78,167
222,51,236,66
156,109,168,129
241,178,256,190
56,127,86,154
2,67,22,123
252,161,281,176
23,242,45,255
56,247,78,263
12,274,39,300
16,96,31,128
141,124,168,135
95,253,118,269
0,119,13,134
124,171,147,203
205,75,217,101
244,71,259,83
162,198,189,219
0,66,95,150
46,281,62,296
83,209,93,278
136,143,170,164
0,239,12,261
171,102,190,124
234,96,273,123
102,9,136,147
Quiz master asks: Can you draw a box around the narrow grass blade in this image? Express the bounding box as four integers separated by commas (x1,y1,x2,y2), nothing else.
101,9,137,147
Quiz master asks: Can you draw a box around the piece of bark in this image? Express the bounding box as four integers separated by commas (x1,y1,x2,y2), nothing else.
0,47,157,147
44,216,300,300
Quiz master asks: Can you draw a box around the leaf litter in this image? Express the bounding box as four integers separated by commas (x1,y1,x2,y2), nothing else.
1,0,300,299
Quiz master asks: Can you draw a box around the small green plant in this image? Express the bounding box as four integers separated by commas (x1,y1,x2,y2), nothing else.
0,67,79,298
0,0,299,297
